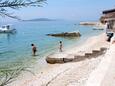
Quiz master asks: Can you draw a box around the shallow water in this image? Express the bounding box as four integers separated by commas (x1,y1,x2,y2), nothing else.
0,20,104,70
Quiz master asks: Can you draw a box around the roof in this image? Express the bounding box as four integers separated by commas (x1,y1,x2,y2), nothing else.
103,9,115,14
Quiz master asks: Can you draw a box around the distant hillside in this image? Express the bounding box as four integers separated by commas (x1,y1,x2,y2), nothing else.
23,18,55,21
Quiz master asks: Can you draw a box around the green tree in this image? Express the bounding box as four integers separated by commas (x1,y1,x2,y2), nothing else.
0,0,46,19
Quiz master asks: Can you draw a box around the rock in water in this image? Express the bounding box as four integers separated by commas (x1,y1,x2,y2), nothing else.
47,32,81,37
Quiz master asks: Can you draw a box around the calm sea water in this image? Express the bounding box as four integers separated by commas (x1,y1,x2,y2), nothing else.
0,20,104,70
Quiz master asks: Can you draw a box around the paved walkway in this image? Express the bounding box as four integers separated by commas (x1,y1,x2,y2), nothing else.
86,44,115,86
101,44,115,86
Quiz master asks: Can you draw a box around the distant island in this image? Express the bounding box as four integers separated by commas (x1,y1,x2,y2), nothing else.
23,18,56,21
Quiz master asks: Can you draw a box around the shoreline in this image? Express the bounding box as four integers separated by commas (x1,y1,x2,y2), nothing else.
8,33,109,86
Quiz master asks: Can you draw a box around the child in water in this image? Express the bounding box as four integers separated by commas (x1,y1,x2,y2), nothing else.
31,44,37,56
59,41,63,52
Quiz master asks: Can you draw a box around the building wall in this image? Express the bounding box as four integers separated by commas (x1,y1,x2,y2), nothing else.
113,21,115,32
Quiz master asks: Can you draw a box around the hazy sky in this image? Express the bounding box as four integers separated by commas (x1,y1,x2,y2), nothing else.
1,0,115,21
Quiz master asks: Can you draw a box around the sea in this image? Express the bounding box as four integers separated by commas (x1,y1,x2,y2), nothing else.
0,20,104,72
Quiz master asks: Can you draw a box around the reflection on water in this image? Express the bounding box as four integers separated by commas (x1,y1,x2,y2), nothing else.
7,33,16,43
0,33,16,42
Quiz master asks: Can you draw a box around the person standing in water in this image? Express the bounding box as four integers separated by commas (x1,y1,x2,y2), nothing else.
59,41,63,52
31,44,37,56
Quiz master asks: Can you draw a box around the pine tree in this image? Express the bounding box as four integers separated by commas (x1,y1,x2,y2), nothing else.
0,0,46,19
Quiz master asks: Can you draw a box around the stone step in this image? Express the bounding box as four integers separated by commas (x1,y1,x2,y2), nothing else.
63,54,75,63
85,52,93,56
46,47,108,64
46,57,64,64
100,47,107,51
74,55,85,62
92,50,100,53
46,53,74,64
74,48,102,61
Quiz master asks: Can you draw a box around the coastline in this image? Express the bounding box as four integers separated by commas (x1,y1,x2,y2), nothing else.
8,33,109,86
79,21,106,30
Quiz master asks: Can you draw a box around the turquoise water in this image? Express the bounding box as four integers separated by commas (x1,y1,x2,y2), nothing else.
0,20,104,69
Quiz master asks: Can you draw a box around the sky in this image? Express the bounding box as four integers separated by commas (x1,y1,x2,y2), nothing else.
0,0,115,21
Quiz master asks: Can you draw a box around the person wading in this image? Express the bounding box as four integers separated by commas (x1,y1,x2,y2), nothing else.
31,44,37,56
59,41,63,52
